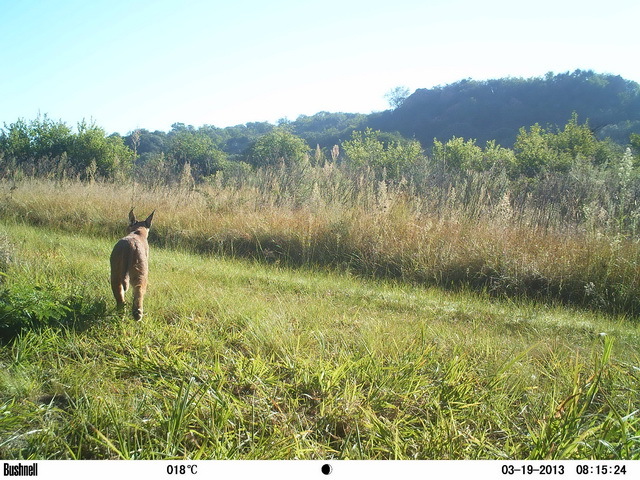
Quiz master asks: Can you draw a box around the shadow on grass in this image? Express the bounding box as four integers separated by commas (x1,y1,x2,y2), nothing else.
148,226,640,320
0,283,110,344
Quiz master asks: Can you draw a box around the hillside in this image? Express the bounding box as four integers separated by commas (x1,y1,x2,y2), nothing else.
367,70,640,147
120,70,640,162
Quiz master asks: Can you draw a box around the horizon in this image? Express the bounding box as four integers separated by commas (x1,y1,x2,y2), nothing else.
2,0,639,135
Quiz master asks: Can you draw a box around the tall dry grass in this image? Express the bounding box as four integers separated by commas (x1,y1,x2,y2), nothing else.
1,160,639,316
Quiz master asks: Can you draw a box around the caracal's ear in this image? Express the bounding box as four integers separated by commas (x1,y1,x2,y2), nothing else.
129,208,137,225
144,210,155,228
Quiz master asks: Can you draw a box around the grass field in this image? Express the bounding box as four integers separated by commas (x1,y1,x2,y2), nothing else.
3,174,640,318
1,220,639,459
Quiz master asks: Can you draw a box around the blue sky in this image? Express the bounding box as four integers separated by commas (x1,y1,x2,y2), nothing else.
2,0,639,135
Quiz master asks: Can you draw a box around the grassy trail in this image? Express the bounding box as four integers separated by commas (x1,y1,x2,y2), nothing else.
1,223,639,459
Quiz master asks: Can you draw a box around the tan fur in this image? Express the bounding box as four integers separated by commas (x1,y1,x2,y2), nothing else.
110,208,154,320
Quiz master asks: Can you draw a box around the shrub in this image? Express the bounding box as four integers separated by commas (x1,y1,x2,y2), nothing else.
247,129,310,168
342,128,423,179
0,282,107,342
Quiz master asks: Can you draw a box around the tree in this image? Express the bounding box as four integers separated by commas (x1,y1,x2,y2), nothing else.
513,115,618,176
514,123,559,176
0,116,133,179
247,129,309,168
431,137,516,173
0,115,72,162
168,130,226,178
546,113,601,167
71,120,134,178
0,118,32,161
385,86,411,109
432,137,483,172
125,129,167,156
631,133,640,157
28,115,73,160
342,128,422,178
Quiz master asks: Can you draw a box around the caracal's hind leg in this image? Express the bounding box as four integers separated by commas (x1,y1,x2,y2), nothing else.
111,272,129,314
130,272,147,321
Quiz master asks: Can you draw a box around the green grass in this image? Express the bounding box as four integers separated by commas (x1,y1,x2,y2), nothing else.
1,223,639,459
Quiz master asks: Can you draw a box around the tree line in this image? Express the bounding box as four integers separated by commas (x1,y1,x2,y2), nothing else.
1,71,639,185
1,112,638,183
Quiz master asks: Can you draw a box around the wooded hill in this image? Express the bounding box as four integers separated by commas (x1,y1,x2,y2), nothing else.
368,69,640,148
127,70,640,158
